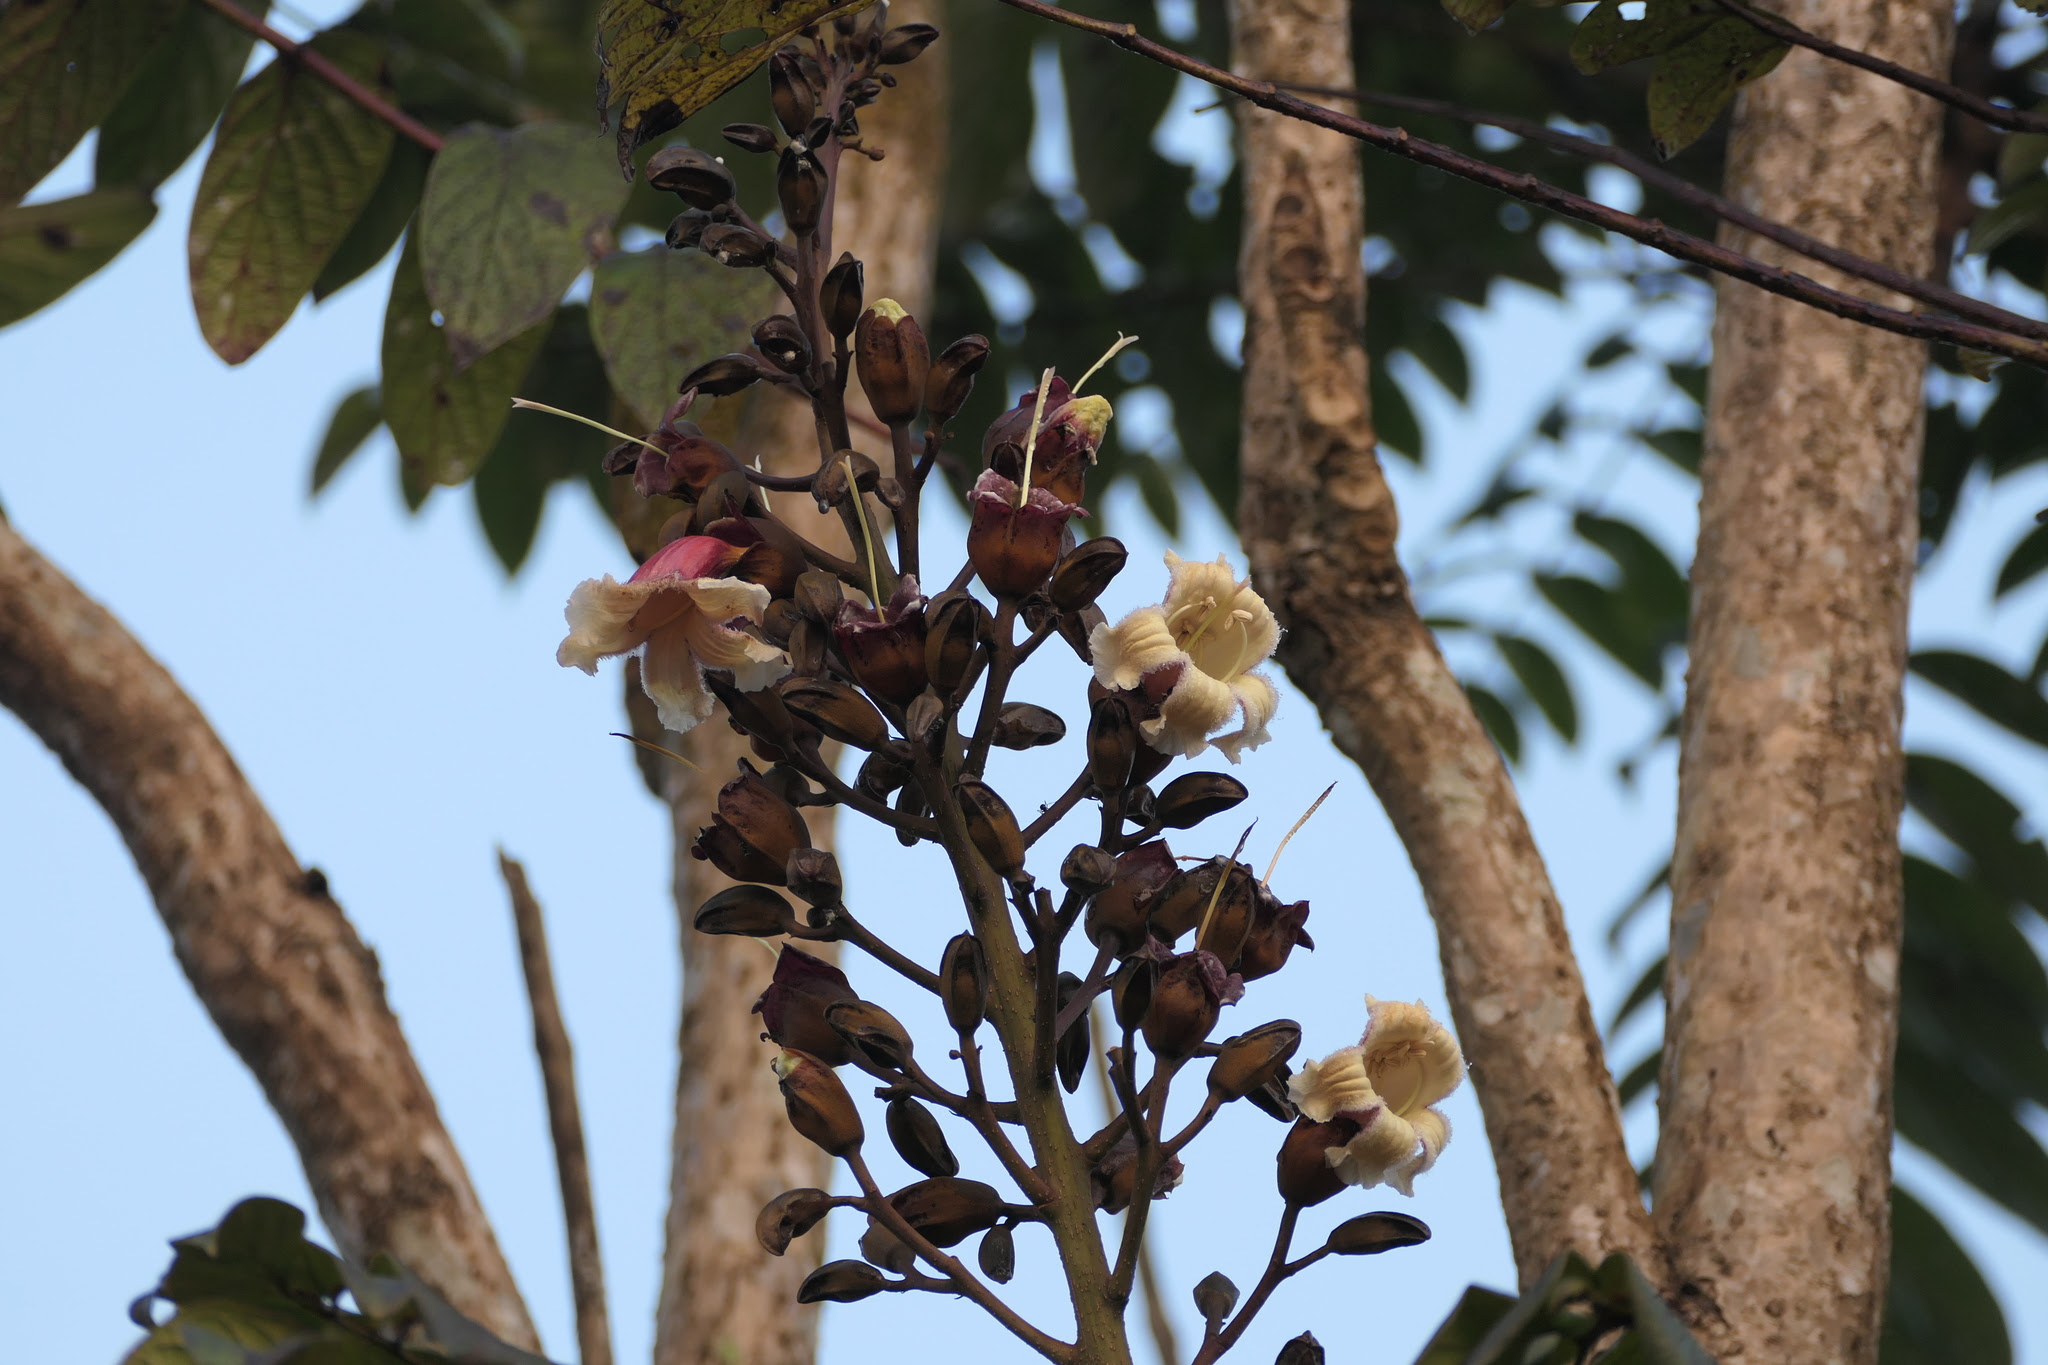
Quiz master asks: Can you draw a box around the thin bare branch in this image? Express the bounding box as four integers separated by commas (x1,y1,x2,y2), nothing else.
498,853,613,1365
192,0,446,152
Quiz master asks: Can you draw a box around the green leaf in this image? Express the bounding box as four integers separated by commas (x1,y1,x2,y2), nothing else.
1995,521,2048,598
1571,0,1716,74
474,304,612,573
596,0,877,175
587,245,767,427
312,136,431,303
1895,1038,2048,1235
1373,363,1424,462
95,1,258,190
0,0,181,204
1615,1255,1716,1365
1413,1285,1519,1364
1609,952,1666,1032
1881,1186,2011,1365
1645,19,1789,157
1642,427,1700,475
1615,1047,1660,1106
0,187,157,327
1496,635,1578,742
1968,179,2048,258
1905,753,2048,921
310,385,382,495
1465,682,1522,764
381,235,548,489
188,30,396,364
1909,650,2048,748
1439,0,1517,34
417,122,626,367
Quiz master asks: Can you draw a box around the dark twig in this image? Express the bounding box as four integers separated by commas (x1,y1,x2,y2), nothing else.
1276,81,2048,345
192,0,446,152
1022,767,1094,849
497,853,612,1365
1088,1005,1182,1365
1189,1205,1303,1365
995,0,2048,369
1707,0,2048,135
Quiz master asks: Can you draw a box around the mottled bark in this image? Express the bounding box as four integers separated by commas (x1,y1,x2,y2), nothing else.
1654,0,1951,1358
648,10,948,1363
0,520,536,1348
1227,0,1658,1289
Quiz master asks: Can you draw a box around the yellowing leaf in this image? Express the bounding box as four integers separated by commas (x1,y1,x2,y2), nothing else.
597,0,877,176
0,187,157,328
588,246,769,426
1645,19,1786,158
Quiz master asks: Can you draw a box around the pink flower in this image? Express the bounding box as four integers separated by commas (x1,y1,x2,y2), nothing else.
557,534,789,733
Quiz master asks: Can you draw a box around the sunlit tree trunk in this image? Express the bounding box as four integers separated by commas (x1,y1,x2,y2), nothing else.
1655,0,1952,1356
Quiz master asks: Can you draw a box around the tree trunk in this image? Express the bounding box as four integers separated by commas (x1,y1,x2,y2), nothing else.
1653,1,1951,1360
648,10,948,1362
1227,0,1659,1290
0,520,537,1349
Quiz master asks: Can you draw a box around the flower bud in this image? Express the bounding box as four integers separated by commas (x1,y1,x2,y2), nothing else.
967,470,1081,597
1234,888,1314,982
1054,971,1090,1094
768,49,816,136
825,998,915,1071
757,1187,835,1256
978,1223,1015,1283
761,597,800,647
992,702,1065,750
1193,1271,1239,1327
1208,1021,1303,1102
1277,1332,1326,1365
811,448,880,511
889,1177,1007,1247
924,333,989,424
752,314,811,374
1085,839,1175,953
1112,954,1157,1031
886,1096,959,1178
786,617,826,677
857,746,913,798
793,569,844,624
857,1220,915,1274
692,764,813,885
1325,1211,1431,1256
780,677,890,749
833,578,930,706
703,670,795,742
755,947,859,1063
700,222,773,268
722,122,779,154
982,376,1112,504
646,146,735,208
877,21,940,63
1091,1129,1184,1212
1088,695,1139,793
773,1048,864,1156
785,847,842,909
1048,536,1127,612
955,777,1025,879
1276,1115,1358,1208
796,1259,888,1303
1143,950,1241,1059
923,590,989,693
665,208,711,250
676,352,769,398
820,253,865,339
777,145,829,237
855,299,930,425
1061,844,1116,895
694,884,799,937
1155,772,1249,830
940,933,988,1036
1149,857,1255,949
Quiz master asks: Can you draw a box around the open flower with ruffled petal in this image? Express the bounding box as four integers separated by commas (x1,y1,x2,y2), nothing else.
1288,996,1465,1196
1088,551,1281,762
557,534,788,734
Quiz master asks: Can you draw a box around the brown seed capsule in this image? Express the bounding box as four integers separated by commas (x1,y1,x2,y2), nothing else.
773,1048,864,1155
693,884,798,938
1048,536,1128,612
885,1097,959,1179
820,253,865,339
646,146,735,208
752,314,811,375
991,702,1066,750
922,590,989,693
1088,695,1139,792
1244,1070,1298,1123
924,333,990,425
693,764,813,885
967,470,1079,597
780,678,890,750
1325,1211,1432,1256
1149,857,1255,948
761,597,800,648
777,145,829,237
703,671,795,742
1060,844,1116,895
796,1259,888,1304
877,21,940,64
889,1177,1007,1247
855,299,931,425
1234,887,1314,982
722,122,780,154
755,947,859,1063
1055,971,1089,1093
1193,1270,1239,1327
857,1219,915,1274
768,49,816,137
857,747,913,799
825,998,915,1071
664,208,712,251
700,222,773,268
1112,954,1158,1031
810,448,881,511
1155,772,1249,830
1276,1114,1358,1208
1143,950,1239,1059
978,1223,1015,1284
793,569,844,624
1085,839,1176,954
784,847,842,909
940,933,988,1036
1208,1021,1303,1102
676,352,769,398
756,1187,836,1256
1276,1332,1326,1365
955,777,1025,879
833,582,929,706
785,617,825,677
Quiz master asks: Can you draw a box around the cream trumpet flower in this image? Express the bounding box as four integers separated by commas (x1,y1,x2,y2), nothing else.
1088,551,1280,762
1288,996,1465,1196
557,534,788,734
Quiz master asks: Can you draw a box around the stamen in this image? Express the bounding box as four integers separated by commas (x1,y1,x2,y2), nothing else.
1263,783,1337,886
1179,596,1234,654
1195,824,1257,953
511,398,667,457
610,731,704,773
1017,365,1057,508
845,454,883,602
1071,332,1139,395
